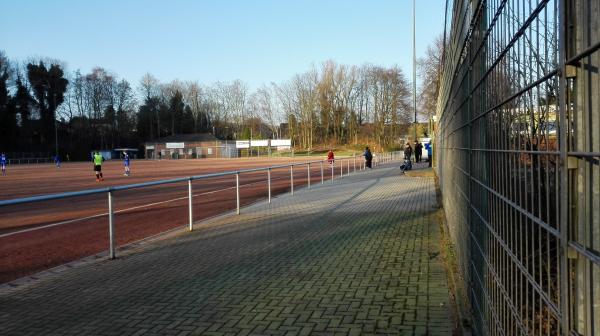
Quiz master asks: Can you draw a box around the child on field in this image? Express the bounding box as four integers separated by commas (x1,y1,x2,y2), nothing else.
123,152,131,176
1,153,6,175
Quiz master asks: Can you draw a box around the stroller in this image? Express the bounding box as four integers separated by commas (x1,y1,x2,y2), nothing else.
400,158,412,174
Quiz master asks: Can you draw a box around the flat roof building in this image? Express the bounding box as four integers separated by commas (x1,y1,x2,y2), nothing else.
144,134,237,159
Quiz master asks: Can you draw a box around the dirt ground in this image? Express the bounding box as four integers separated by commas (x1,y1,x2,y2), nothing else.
0,157,361,283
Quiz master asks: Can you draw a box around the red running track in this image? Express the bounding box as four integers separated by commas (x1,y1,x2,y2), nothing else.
0,157,362,283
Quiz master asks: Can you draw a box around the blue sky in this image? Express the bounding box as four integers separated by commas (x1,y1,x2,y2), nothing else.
1,0,447,89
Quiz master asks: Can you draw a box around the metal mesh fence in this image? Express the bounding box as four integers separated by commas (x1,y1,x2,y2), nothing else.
436,0,599,334
4,152,53,164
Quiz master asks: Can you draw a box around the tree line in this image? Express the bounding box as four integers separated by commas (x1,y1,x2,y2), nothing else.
0,43,442,160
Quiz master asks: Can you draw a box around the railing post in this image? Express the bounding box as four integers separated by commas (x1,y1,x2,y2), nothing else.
108,190,115,259
354,156,356,173
320,161,324,184
188,179,193,231
340,159,343,179
331,161,334,182
290,165,294,195
347,159,350,175
268,167,271,203
307,163,311,189
236,172,240,214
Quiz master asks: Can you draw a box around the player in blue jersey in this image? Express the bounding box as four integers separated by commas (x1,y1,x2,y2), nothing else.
1,153,6,175
123,152,131,176
54,155,61,168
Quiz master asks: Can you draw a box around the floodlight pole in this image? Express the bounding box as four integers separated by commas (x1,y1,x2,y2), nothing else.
49,80,59,158
55,118,59,157
413,0,417,144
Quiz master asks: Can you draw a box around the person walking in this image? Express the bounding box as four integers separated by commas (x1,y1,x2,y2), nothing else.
123,152,131,176
427,141,433,167
54,154,61,168
363,146,373,169
93,151,104,182
1,153,6,175
327,149,335,164
414,141,423,163
404,143,413,161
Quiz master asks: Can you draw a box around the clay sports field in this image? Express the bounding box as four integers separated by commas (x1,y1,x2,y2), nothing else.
0,157,363,283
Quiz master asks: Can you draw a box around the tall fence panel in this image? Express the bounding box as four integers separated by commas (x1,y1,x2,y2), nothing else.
436,0,600,334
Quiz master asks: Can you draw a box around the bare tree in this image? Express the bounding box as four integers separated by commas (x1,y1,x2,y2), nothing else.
139,73,158,100
417,34,444,123
183,81,204,132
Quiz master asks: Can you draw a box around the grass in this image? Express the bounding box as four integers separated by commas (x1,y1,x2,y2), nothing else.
404,167,435,178
433,172,473,335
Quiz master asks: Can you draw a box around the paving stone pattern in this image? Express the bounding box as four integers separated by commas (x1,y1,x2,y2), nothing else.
0,166,454,335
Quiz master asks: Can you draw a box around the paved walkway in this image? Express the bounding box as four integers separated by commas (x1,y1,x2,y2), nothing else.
0,165,455,336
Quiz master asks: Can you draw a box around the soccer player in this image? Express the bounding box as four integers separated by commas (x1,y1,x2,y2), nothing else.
1,153,6,175
54,155,61,168
123,152,131,176
93,151,104,181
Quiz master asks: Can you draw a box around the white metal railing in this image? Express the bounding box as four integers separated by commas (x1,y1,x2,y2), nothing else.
0,152,401,259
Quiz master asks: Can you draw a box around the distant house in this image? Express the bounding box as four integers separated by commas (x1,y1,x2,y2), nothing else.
144,133,237,159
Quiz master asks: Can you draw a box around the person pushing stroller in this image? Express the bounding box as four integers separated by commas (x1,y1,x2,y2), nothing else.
400,143,413,174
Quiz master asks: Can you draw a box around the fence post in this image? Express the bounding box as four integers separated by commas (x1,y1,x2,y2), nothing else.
354,156,356,173
290,165,294,195
108,190,115,259
188,179,193,231
236,172,240,214
320,161,324,184
268,168,271,203
347,160,350,175
340,159,343,179
307,163,311,189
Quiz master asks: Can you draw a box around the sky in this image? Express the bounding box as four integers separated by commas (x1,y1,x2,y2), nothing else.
0,0,447,90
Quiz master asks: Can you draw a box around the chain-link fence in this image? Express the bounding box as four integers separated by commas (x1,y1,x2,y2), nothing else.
436,0,599,334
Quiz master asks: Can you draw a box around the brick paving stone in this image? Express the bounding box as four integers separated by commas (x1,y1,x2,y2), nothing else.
0,166,455,335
